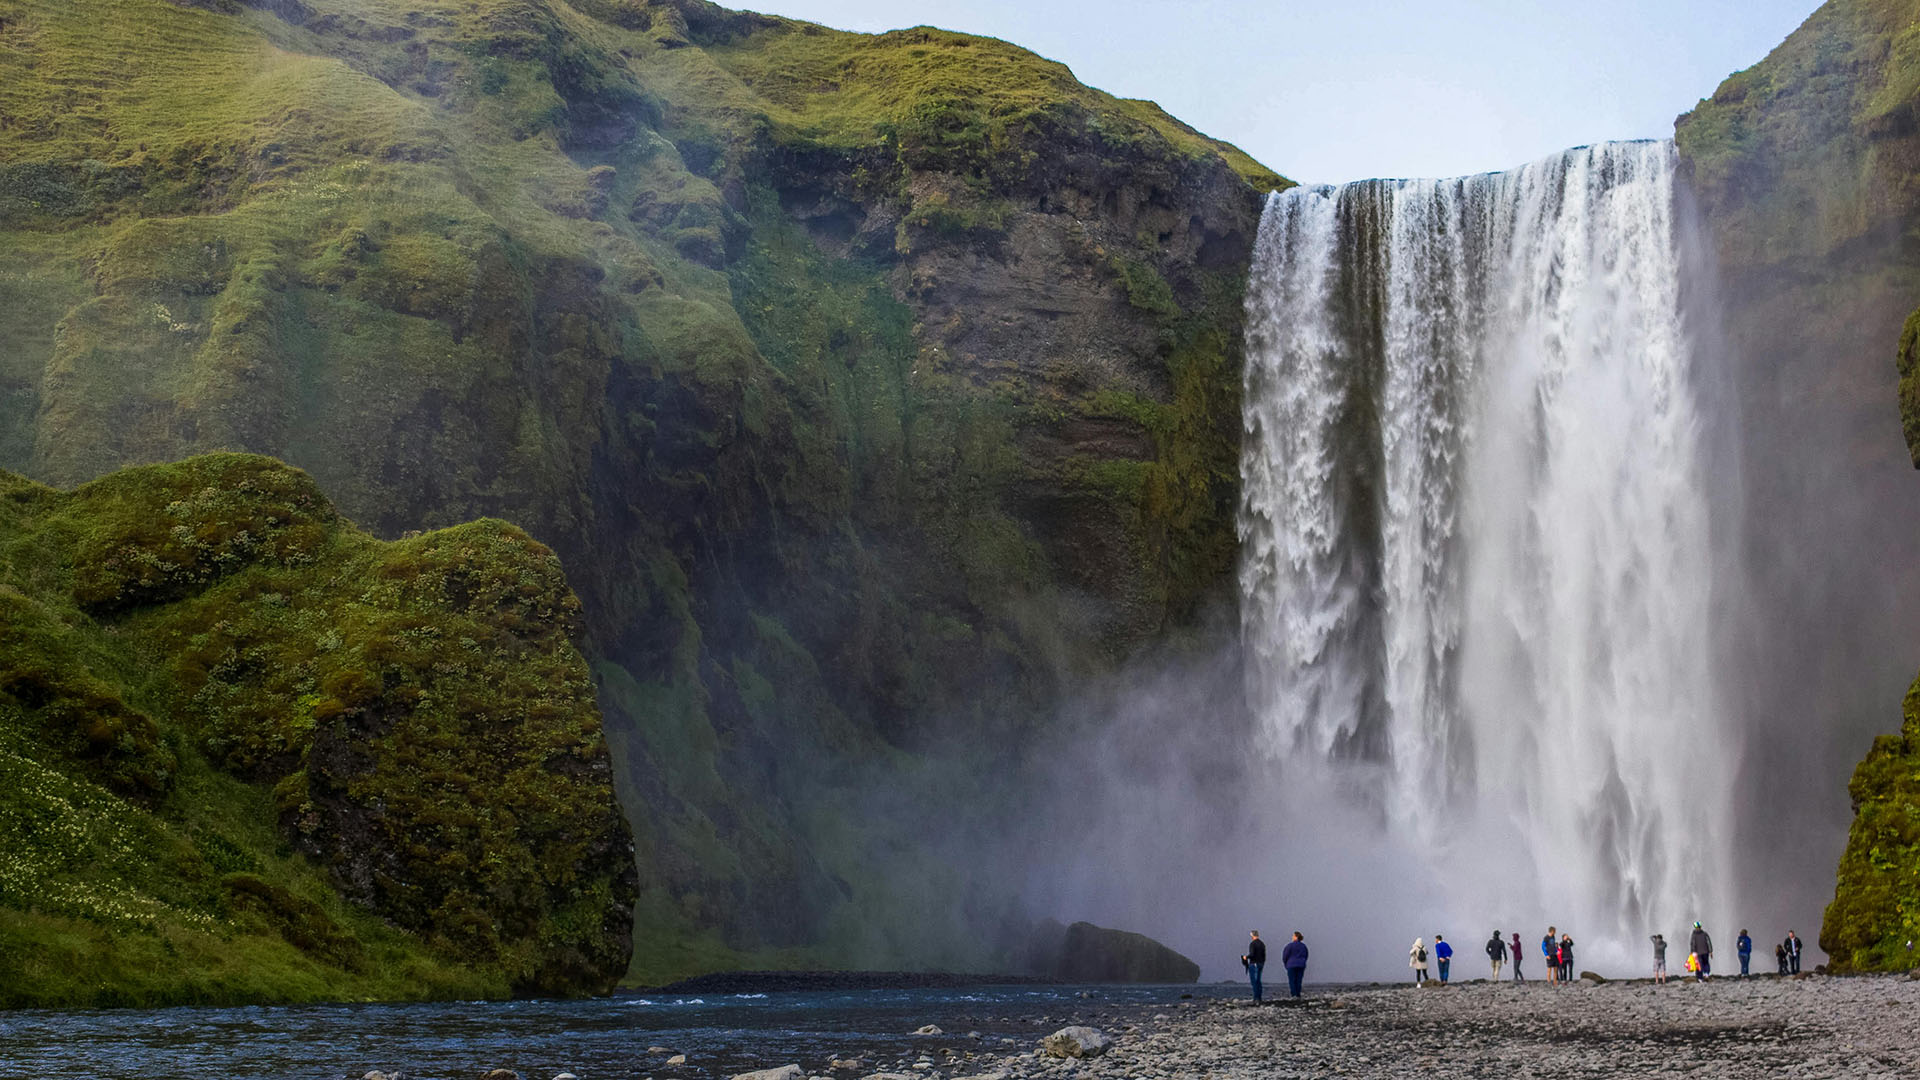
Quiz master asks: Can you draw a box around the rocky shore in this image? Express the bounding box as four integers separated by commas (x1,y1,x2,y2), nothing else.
691,973,1920,1080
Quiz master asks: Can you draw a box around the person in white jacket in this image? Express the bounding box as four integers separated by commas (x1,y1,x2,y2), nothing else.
1409,938,1429,983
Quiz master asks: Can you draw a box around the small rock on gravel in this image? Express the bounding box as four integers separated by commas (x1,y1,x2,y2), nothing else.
1041,1027,1112,1059
913,1025,944,1036
730,1067,804,1080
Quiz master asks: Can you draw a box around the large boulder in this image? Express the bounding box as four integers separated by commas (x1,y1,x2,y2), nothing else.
1024,919,1201,983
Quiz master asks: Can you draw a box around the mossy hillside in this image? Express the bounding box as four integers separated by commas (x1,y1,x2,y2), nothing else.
1822,672,1920,971
1,0,1284,981
0,454,635,1004
1675,0,1920,467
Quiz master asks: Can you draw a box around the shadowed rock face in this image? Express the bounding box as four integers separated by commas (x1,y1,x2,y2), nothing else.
1024,919,1201,983
1676,0,1920,964
0,0,1283,978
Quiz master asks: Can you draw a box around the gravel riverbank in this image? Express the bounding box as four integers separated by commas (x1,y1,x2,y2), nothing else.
791,973,1920,1080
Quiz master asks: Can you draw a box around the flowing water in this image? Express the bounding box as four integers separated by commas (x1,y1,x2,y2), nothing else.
0,983,1231,1080
1239,141,1733,952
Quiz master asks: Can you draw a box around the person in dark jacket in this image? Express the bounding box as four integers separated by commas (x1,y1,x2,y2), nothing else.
1559,934,1575,981
1776,942,1789,974
1486,930,1508,980
1510,932,1525,982
1243,930,1266,1001
1281,931,1309,998
1542,928,1559,985
1689,922,1713,981
1785,931,1803,974
1651,933,1668,984
1434,934,1453,983
1737,929,1752,976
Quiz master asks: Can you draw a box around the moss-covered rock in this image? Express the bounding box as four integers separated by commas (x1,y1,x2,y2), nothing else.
0,454,635,1005
0,0,1285,984
1822,673,1920,970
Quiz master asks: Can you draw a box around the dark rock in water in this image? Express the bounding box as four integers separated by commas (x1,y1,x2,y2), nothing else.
1022,920,1200,983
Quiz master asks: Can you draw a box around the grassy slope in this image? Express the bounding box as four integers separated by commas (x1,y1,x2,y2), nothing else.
0,454,634,1006
1677,0,1920,972
0,0,1287,987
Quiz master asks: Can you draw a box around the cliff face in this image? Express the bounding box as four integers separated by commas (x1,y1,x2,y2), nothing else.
0,454,635,1005
0,0,1283,980
1676,0,1920,970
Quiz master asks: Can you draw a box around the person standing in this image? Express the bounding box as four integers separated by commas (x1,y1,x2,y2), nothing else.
1434,934,1453,983
1776,941,1789,974
1651,933,1668,984
1486,930,1508,981
1542,928,1559,986
1243,930,1266,1002
1510,932,1526,982
1281,931,1309,998
1689,922,1713,982
1737,929,1752,976
1559,933,1575,981
1410,938,1429,983
1785,930,1803,974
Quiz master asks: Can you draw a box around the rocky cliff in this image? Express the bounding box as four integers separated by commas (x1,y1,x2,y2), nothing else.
0,454,635,1006
1676,0,1920,962
0,0,1285,983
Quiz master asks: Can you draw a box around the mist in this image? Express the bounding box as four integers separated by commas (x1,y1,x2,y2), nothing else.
945,134,1920,986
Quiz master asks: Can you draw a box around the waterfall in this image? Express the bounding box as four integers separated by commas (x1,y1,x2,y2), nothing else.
1239,141,1733,946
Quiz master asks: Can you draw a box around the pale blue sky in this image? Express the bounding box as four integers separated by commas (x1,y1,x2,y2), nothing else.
741,0,1820,184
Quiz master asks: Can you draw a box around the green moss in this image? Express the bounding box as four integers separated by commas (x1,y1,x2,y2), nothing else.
0,454,634,1005
1898,303,1920,467
1822,671,1920,970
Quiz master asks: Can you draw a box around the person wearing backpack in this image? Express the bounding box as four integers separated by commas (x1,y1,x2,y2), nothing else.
1409,938,1429,983
1486,930,1508,980
1434,934,1454,983
1737,929,1752,976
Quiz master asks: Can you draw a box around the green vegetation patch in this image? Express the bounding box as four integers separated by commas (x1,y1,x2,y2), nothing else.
1822,671,1920,970
0,453,635,1006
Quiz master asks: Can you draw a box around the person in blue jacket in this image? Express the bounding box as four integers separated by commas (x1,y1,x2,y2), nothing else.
1281,931,1309,998
1433,934,1454,983
1737,929,1752,976
1542,927,1559,985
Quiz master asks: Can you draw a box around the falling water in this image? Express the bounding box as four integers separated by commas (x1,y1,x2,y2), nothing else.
1239,141,1733,947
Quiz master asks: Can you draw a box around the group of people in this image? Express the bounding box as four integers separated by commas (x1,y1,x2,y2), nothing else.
1652,925,1805,982
1240,930,1309,1001
1240,923,1808,1001
1412,929,1572,984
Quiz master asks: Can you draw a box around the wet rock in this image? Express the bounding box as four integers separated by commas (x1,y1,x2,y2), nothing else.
1579,971,1607,983
649,1047,674,1054
730,1067,804,1080
913,1025,944,1036
1041,1027,1112,1058
481,1072,520,1080
666,1055,687,1066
